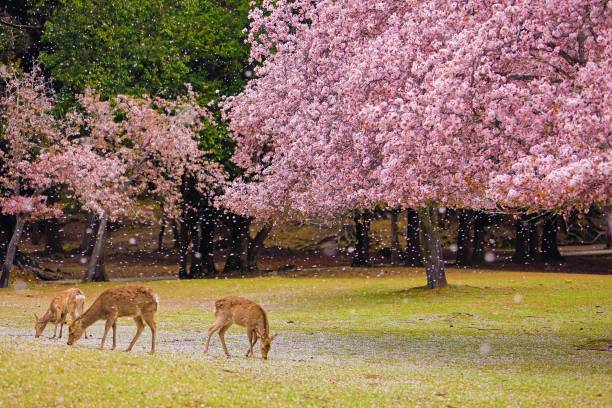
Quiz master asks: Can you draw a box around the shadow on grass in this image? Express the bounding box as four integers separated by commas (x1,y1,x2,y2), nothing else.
352,284,513,303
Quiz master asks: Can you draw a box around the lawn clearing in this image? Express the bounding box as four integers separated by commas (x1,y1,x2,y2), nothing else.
0,268,610,407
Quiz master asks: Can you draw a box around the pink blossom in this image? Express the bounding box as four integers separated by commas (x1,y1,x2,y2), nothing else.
221,0,611,219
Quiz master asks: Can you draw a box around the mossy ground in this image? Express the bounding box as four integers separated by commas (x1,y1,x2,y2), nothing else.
0,268,610,407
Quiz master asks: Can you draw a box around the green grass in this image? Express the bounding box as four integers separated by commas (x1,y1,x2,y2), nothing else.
0,268,611,407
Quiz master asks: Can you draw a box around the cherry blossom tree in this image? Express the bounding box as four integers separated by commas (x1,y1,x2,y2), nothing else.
221,0,611,288
0,64,67,288
60,88,224,282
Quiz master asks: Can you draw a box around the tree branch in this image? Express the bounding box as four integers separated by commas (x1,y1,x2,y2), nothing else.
0,18,42,32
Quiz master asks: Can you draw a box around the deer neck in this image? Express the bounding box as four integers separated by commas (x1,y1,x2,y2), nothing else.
79,302,102,329
256,318,269,339
40,309,56,324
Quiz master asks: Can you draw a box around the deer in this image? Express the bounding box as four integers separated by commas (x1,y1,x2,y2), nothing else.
204,296,277,360
67,285,159,354
35,288,86,339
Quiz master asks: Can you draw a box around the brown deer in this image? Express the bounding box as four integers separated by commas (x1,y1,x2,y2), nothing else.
204,296,277,359
35,288,86,339
67,285,159,353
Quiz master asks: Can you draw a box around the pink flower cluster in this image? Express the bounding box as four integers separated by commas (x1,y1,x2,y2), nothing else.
222,0,611,219
62,89,224,220
1,64,223,221
0,64,64,219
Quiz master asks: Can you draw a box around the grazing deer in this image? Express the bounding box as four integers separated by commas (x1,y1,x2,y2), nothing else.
35,288,86,339
67,285,159,353
204,296,277,359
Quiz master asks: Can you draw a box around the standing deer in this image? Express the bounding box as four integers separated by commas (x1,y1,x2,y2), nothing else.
35,288,86,339
67,285,159,353
204,296,277,359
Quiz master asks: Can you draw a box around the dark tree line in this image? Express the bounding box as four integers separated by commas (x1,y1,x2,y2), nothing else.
349,207,574,288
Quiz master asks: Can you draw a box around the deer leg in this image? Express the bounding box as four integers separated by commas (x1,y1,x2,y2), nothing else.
59,314,67,339
251,331,259,350
219,324,232,358
246,329,253,357
204,321,224,354
51,322,58,339
142,313,157,354
125,317,145,352
247,329,258,357
100,310,118,349
100,318,115,350
111,321,117,350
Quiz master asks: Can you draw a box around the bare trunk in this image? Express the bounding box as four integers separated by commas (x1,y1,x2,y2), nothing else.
530,219,540,260
92,248,107,282
456,209,472,266
178,220,190,279
513,215,535,264
172,220,180,250
605,206,612,249
0,216,26,288
0,214,14,261
351,210,371,267
157,218,166,252
224,214,250,274
79,212,98,255
189,220,203,278
199,214,217,277
389,209,401,265
247,224,272,272
418,206,447,289
542,214,563,261
83,213,108,282
404,208,422,266
472,212,486,263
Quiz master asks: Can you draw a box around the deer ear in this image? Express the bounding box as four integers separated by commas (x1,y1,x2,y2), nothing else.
34,313,39,322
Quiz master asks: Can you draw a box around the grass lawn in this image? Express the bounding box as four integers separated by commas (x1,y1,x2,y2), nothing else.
0,268,610,407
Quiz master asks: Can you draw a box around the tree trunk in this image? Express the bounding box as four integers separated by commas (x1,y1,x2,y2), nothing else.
472,212,486,263
190,207,218,278
157,218,166,252
529,220,540,260
542,214,563,261
389,209,401,265
418,206,447,289
199,213,217,277
0,216,26,288
456,209,472,266
44,218,64,255
224,214,250,274
351,210,371,267
172,220,181,250
248,224,272,272
404,208,422,266
0,214,14,262
189,220,203,278
91,247,107,282
513,216,535,264
178,220,190,279
80,212,98,255
83,213,108,282
605,206,612,249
